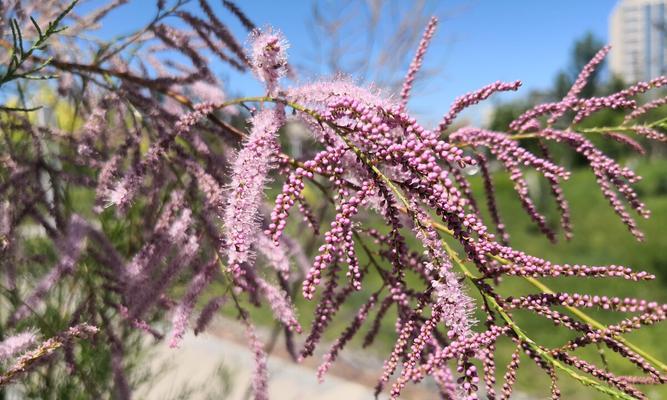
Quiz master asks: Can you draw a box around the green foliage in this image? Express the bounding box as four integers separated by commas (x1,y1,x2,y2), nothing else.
569,32,605,98
0,0,78,112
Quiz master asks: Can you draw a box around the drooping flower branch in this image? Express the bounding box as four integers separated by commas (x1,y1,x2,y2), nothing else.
199,24,667,398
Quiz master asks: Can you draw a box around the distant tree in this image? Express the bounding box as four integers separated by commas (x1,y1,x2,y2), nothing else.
604,72,627,94
487,101,528,132
548,32,607,100
552,70,571,100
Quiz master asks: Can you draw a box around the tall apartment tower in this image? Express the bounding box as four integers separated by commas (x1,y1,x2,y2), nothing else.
609,0,667,82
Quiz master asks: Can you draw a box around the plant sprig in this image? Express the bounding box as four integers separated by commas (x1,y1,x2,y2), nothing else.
0,0,78,111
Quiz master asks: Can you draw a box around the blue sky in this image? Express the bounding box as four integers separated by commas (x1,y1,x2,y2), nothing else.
82,0,618,124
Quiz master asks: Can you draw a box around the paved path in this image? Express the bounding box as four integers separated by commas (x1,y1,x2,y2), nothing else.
140,328,387,400
140,317,533,399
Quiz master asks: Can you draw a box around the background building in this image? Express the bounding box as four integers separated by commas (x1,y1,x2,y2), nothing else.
610,0,667,82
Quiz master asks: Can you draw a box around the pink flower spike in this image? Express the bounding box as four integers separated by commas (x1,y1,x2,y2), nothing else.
438,80,521,132
400,17,438,109
250,28,288,95
223,108,285,278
